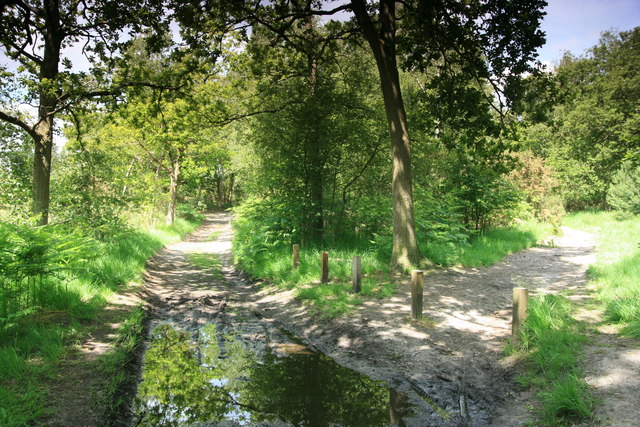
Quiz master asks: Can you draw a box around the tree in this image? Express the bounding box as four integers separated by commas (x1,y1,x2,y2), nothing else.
173,0,546,268
520,28,640,209
0,0,165,224
607,161,640,215
240,28,388,244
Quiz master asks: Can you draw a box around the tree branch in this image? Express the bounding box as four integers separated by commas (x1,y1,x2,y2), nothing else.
0,110,37,140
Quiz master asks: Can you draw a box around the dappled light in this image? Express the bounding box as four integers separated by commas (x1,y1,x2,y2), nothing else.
1,0,638,424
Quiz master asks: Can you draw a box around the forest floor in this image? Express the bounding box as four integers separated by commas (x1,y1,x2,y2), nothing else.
41,212,639,426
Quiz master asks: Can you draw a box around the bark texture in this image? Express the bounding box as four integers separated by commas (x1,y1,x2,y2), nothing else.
351,0,420,269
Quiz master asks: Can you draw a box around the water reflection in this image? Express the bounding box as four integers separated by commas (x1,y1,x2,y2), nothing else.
134,323,411,426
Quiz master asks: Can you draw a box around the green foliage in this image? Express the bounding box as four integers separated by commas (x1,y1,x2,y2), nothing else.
508,151,565,229
420,220,551,267
607,161,640,215
521,28,640,210
0,123,31,222
564,211,640,338
233,203,394,317
0,213,201,423
0,222,98,319
0,321,81,425
458,224,547,267
187,253,224,280
232,197,302,267
539,374,594,425
507,294,593,425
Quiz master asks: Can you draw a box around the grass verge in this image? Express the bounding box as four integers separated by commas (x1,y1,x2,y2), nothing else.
422,220,554,267
506,294,594,425
0,216,201,425
98,306,146,425
234,220,553,318
563,211,640,338
236,247,396,318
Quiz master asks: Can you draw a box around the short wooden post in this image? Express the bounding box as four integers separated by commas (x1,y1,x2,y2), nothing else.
512,287,529,336
321,251,329,283
352,256,362,293
292,244,300,268
411,270,424,320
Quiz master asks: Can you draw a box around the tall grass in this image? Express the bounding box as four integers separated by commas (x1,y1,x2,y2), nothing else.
98,306,146,424
564,211,640,338
0,214,201,425
233,218,553,318
421,220,553,267
235,245,395,318
507,294,593,425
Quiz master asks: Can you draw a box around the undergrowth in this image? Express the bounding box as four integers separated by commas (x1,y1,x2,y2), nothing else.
233,198,552,317
428,220,553,267
236,245,396,318
0,213,201,425
563,211,640,338
506,293,593,425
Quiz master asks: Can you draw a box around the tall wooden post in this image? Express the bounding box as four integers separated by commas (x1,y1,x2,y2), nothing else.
292,244,300,268
321,251,329,283
352,256,362,293
512,287,529,336
411,270,424,319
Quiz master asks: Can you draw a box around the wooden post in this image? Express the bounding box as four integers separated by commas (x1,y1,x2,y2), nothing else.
352,256,362,293
411,270,424,320
321,251,329,283
292,244,300,268
512,287,529,336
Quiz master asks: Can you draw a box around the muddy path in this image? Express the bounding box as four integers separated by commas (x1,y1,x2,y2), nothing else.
134,212,639,426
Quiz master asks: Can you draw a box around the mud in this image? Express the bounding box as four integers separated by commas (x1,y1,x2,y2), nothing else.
130,212,637,426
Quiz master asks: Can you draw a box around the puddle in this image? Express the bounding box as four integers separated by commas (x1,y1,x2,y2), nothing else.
133,322,413,426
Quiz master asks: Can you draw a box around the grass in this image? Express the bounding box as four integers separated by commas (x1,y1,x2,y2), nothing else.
563,211,640,338
504,211,639,425
187,252,224,280
98,306,146,423
0,215,201,425
506,294,593,425
421,220,554,267
234,220,553,318
237,247,395,318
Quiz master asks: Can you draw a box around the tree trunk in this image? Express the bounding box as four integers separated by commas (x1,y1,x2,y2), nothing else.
226,173,235,205
33,122,53,226
351,0,420,269
166,154,181,226
305,23,324,243
33,2,62,225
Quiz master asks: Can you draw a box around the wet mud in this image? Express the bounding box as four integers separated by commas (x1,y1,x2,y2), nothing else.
128,213,598,426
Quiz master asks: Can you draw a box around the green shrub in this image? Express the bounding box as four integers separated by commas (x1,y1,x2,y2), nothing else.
607,161,640,214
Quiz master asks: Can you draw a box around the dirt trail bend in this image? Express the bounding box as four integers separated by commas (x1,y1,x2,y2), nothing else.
139,214,639,426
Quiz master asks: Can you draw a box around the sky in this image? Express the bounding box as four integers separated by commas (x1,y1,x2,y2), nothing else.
537,0,640,67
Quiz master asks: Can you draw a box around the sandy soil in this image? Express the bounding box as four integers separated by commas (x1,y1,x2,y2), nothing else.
43,212,640,426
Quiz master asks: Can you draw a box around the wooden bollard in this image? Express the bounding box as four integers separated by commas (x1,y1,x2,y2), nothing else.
321,252,329,283
512,287,529,336
352,256,362,293
411,270,424,319
292,244,300,268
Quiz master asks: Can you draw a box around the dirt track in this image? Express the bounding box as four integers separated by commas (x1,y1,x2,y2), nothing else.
134,212,639,426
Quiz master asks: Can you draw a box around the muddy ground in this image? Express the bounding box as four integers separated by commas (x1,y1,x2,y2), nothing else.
42,212,640,426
